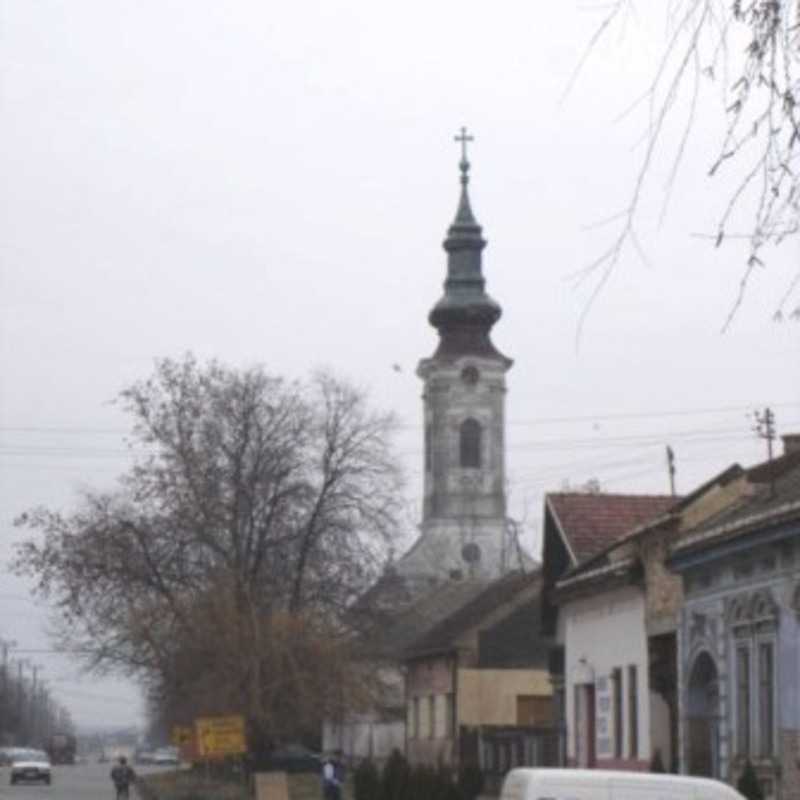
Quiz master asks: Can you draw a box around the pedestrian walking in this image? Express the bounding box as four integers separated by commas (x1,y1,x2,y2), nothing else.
321,752,343,800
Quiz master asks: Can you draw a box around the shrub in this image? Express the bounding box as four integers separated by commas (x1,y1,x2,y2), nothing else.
737,761,764,800
354,759,382,800
457,764,484,800
649,748,665,773
382,750,410,800
408,764,438,800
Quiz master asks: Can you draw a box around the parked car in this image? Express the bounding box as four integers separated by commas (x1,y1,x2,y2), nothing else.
152,747,179,766
265,744,321,773
10,749,52,786
500,769,744,800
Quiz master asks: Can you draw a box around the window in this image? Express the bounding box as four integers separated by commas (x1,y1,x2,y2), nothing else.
459,418,481,468
445,693,455,738
461,365,479,386
628,665,638,758
428,695,435,739
737,646,751,756
759,642,775,756
612,668,623,758
410,697,419,739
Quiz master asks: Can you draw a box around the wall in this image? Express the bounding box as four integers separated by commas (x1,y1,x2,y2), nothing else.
563,585,651,770
323,716,405,765
416,354,510,579
640,531,684,635
457,669,551,727
406,656,456,766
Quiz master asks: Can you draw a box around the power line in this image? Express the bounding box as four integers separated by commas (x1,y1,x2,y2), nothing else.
1,399,797,435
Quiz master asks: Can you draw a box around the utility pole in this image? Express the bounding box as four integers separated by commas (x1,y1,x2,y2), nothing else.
17,660,26,744
753,407,777,495
30,665,43,746
0,640,9,738
666,445,676,497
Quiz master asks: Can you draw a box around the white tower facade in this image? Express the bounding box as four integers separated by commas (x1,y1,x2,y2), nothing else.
396,134,513,587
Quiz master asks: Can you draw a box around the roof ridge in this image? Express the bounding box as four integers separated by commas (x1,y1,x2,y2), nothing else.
547,491,676,499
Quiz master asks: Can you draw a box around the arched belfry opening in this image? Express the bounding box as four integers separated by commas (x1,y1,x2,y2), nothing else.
460,419,482,468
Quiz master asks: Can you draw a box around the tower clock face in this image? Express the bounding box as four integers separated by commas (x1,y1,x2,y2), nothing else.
461,365,479,386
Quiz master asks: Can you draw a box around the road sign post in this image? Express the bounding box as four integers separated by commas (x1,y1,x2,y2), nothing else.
171,726,193,748
195,715,247,759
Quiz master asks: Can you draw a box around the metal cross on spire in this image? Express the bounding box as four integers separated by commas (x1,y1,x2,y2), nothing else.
454,126,474,184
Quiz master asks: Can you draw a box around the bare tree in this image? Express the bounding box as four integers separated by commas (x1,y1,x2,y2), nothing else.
571,0,799,329
12,355,403,751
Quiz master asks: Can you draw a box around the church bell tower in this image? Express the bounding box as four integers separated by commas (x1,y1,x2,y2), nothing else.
397,129,513,585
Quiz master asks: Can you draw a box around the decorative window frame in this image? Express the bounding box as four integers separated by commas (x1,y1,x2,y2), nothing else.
735,641,754,758
753,634,778,758
727,588,780,761
727,594,753,639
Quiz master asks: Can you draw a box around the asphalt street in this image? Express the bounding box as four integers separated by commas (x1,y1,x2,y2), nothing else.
0,762,167,800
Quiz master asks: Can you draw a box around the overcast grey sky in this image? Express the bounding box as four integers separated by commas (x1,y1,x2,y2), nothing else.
1,0,798,731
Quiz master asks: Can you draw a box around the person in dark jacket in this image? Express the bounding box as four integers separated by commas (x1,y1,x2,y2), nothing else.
110,756,136,799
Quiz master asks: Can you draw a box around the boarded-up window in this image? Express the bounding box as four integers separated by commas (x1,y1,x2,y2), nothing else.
460,418,481,468
516,695,553,726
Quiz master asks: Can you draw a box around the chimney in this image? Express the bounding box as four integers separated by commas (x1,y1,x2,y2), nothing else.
782,434,800,455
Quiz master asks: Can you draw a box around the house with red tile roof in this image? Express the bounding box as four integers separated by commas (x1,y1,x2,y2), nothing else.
539,491,679,768
548,467,755,776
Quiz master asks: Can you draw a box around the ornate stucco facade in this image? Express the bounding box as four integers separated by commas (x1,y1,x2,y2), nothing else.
670,446,800,799
673,528,800,799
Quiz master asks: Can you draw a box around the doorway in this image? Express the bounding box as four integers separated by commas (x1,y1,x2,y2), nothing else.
687,651,720,777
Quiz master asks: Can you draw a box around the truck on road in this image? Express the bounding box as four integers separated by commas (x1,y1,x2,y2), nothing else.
47,733,77,765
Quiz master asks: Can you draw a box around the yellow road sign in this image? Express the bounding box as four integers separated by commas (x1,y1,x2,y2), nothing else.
171,725,193,747
195,715,247,757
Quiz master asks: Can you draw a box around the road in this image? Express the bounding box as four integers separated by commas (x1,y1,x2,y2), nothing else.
0,762,168,800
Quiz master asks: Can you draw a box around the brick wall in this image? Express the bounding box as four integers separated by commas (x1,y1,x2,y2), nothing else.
640,531,683,631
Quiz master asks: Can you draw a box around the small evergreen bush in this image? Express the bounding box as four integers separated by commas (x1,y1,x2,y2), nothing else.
354,759,382,800
737,761,764,800
457,764,484,800
408,764,438,800
649,748,665,773
382,750,411,800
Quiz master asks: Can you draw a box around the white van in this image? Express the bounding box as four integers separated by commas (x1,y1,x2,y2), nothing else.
499,768,745,800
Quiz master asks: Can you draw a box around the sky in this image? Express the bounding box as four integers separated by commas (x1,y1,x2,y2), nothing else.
1,0,798,731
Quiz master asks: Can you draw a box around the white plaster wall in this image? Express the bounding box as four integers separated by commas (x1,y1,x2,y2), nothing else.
323,718,405,763
564,585,650,763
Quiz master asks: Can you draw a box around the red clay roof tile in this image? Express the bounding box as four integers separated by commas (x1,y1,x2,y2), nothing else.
547,492,676,564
